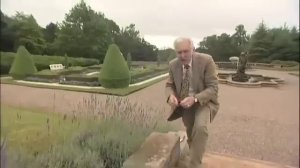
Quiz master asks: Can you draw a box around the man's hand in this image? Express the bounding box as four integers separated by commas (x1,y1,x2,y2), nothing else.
168,94,179,106
180,96,195,109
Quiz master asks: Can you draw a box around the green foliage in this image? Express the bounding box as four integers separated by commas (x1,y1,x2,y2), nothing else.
114,24,158,61
99,44,130,88
64,54,69,68
54,1,112,61
196,33,240,61
271,60,299,67
43,22,59,55
1,2,157,62
9,46,37,79
197,22,299,63
1,52,99,74
1,12,16,52
3,96,174,168
157,48,176,63
126,53,132,70
248,21,272,62
11,12,46,54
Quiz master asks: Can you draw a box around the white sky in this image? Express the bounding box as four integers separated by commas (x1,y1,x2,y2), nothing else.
1,0,299,49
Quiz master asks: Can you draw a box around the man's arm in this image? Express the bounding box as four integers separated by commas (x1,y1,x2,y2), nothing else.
195,57,218,105
165,65,176,102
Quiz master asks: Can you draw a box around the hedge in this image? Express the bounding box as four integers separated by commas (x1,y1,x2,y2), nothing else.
1,52,99,75
9,46,37,79
99,44,130,88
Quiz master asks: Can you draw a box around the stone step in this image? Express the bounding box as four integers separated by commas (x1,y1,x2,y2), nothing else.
123,131,296,168
122,132,181,168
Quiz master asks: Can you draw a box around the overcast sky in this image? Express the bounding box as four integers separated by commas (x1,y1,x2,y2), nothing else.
1,0,299,49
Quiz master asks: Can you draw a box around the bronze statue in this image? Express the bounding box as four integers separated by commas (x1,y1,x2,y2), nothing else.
232,52,250,82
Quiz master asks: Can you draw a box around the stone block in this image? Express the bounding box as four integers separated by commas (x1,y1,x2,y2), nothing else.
123,132,180,168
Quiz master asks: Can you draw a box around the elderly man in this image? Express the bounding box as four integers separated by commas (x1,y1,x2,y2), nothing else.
165,37,219,168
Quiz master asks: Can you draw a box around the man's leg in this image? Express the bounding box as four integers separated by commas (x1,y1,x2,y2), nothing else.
182,108,195,148
189,105,211,168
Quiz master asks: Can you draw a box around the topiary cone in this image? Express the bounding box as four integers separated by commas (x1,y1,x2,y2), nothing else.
9,46,37,79
99,44,131,88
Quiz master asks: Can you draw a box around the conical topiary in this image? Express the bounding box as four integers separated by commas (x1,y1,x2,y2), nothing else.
99,44,130,88
9,46,37,79
64,54,69,69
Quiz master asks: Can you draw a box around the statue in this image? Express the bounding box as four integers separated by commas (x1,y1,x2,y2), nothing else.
232,52,250,82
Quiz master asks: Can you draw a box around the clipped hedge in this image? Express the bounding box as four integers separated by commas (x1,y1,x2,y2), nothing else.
271,60,299,67
9,46,37,79
1,52,99,74
99,44,130,88
65,75,98,82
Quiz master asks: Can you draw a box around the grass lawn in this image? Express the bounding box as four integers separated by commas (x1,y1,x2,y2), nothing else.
1,105,94,153
0,74,167,96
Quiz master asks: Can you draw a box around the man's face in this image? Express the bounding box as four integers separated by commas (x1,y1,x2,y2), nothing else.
175,41,193,65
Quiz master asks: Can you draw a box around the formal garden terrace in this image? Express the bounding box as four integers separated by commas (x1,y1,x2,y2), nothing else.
0,46,169,96
1,47,298,96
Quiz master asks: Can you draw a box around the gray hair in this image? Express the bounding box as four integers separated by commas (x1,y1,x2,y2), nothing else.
173,37,195,49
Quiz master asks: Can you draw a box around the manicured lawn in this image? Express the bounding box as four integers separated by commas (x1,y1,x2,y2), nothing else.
1,105,92,153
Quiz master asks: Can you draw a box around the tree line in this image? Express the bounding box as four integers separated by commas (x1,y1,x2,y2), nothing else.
196,23,299,63
1,0,299,63
0,1,158,63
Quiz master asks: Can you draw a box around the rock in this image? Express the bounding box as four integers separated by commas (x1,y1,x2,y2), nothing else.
122,132,180,168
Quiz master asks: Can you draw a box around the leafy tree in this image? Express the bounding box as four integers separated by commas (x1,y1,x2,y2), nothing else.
115,24,157,61
10,12,46,54
248,21,272,62
1,11,16,52
54,0,111,61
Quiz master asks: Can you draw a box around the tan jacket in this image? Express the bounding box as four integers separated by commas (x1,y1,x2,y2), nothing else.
165,52,219,122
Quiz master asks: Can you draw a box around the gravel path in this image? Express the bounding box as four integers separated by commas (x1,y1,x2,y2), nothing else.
1,69,298,167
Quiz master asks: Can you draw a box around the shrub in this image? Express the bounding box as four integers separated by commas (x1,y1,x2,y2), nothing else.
64,54,69,69
0,52,99,74
127,53,132,70
99,44,130,88
0,52,15,75
271,60,299,67
6,96,174,168
9,46,37,79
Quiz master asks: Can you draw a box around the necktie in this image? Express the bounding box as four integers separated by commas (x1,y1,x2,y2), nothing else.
180,64,190,100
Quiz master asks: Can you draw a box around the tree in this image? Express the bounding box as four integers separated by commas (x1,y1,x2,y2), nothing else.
0,11,16,52
43,22,58,43
268,26,299,62
248,21,272,62
9,46,37,79
158,48,176,62
115,24,158,61
54,0,111,61
196,33,239,61
10,12,46,54
43,22,59,55
99,44,130,88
